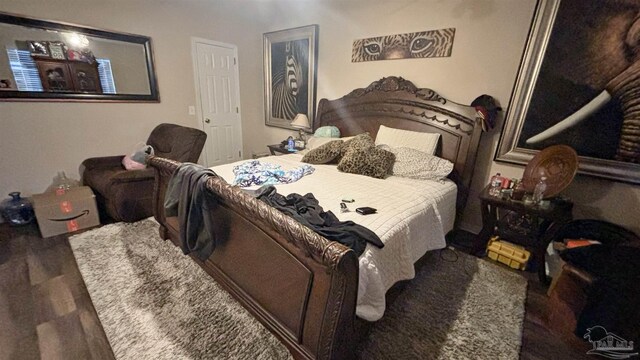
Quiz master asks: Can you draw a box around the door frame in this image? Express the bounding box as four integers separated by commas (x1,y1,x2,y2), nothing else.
191,37,243,167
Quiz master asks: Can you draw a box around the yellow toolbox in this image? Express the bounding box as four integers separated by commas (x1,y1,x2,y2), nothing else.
486,236,531,270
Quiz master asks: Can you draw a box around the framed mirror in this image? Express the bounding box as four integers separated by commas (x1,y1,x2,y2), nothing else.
0,12,159,102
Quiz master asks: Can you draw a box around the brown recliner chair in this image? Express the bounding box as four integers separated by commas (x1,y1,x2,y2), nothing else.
547,220,640,346
81,123,207,222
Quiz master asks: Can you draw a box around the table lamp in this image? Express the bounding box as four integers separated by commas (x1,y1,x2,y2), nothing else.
291,113,311,144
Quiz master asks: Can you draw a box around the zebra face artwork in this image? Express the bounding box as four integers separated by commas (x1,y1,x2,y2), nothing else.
271,39,309,120
352,28,455,62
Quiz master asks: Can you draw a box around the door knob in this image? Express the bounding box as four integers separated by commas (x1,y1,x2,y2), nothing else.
205,118,211,123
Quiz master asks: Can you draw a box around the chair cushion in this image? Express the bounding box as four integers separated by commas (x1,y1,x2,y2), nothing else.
83,167,124,196
83,166,154,196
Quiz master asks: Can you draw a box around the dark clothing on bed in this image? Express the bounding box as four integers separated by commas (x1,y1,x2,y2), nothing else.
164,163,219,261
252,185,384,257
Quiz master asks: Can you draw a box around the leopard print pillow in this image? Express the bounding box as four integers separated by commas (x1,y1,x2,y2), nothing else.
301,140,344,164
339,133,375,158
338,144,395,179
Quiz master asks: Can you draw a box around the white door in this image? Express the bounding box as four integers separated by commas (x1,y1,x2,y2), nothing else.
192,39,243,167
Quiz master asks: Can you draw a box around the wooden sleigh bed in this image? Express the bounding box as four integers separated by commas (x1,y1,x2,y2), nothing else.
148,76,483,360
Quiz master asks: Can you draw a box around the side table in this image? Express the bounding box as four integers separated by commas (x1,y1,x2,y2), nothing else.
267,144,303,155
475,185,573,283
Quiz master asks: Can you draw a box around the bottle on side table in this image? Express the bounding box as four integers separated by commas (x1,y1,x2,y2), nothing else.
532,176,548,205
287,136,295,152
489,172,503,196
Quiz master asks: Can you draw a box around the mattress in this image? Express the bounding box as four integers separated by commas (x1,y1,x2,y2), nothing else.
211,153,457,321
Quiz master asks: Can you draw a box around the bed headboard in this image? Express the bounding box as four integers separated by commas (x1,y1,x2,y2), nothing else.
315,76,483,217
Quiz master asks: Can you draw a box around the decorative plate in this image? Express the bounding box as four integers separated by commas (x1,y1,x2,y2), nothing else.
522,144,578,198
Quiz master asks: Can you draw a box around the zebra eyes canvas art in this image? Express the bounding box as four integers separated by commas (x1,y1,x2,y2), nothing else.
264,25,318,131
352,28,455,62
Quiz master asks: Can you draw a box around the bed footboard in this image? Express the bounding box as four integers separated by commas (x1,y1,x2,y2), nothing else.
148,156,358,360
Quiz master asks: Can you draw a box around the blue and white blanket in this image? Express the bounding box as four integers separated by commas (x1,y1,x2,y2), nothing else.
232,160,315,187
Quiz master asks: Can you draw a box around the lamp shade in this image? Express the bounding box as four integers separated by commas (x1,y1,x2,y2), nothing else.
291,113,310,129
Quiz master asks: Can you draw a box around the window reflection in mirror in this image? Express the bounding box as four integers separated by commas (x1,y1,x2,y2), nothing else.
0,12,159,101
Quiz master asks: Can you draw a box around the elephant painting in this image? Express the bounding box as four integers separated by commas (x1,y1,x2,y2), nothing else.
516,0,640,165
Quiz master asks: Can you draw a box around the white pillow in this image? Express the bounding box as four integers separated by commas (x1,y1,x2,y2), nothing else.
375,125,440,155
379,145,453,181
306,136,343,150
306,135,358,151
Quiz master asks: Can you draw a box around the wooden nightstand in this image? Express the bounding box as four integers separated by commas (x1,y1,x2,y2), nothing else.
267,144,303,155
474,184,573,283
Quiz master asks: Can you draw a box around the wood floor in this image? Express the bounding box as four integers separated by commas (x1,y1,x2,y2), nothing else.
0,223,590,360
0,223,114,360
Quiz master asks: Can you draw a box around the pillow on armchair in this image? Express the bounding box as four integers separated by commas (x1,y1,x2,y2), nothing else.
122,143,154,170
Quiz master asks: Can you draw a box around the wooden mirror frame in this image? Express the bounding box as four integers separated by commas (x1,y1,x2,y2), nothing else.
0,12,159,102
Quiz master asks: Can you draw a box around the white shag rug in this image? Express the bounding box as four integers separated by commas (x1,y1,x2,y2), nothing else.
69,218,292,360
70,218,528,360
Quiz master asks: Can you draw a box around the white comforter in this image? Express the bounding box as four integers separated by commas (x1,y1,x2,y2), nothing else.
211,154,456,321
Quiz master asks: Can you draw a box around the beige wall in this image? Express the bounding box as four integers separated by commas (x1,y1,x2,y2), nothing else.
0,0,271,199
1,0,638,234
247,0,537,148
245,0,541,232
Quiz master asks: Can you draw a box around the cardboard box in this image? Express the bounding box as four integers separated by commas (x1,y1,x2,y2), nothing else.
32,186,100,238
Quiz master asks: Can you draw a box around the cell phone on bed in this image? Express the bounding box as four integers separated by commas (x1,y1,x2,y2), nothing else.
356,207,377,215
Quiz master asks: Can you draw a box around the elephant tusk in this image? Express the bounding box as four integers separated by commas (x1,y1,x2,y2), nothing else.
525,91,612,144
